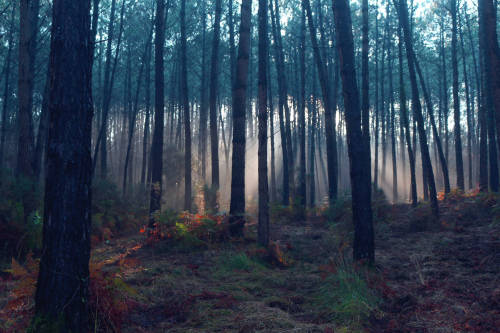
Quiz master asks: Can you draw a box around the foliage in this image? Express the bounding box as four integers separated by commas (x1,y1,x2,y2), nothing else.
0,172,42,259
91,179,147,246
321,195,352,225
142,211,231,250
316,249,381,328
0,252,141,333
217,251,266,273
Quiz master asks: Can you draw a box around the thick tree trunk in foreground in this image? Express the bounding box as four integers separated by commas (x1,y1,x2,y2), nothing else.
479,0,500,173
33,0,93,330
332,0,374,263
257,0,269,246
149,0,166,226
229,0,252,236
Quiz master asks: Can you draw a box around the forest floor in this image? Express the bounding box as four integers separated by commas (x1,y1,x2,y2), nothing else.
1,192,499,332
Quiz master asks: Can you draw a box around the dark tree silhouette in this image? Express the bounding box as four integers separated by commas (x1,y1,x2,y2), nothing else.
332,0,374,263
229,0,252,236
32,0,93,330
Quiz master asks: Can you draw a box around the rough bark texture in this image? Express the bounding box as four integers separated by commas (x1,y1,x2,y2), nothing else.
209,0,222,190
332,0,374,263
480,0,500,176
229,0,252,236
33,0,93,330
257,0,269,246
180,0,192,211
149,0,166,226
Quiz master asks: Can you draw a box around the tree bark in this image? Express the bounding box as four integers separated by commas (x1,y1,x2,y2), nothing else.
0,3,16,170
257,0,269,246
209,0,222,191
149,0,166,226
17,0,40,179
451,0,465,190
332,0,374,263
398,25,417,206
229,0,252,236
304,0,338,203
397,0,439,218
33,0,93,330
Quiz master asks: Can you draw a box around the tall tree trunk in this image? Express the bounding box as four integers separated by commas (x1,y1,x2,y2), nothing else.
123,24,154,194
33,71,51,183
304,0,338,203
388,38,398,201
374,11,380,190
33,0,93,330
297,3,306,215
180,0,192,211
229,0,252,236
257,0,269,246
269,1,289,205
272,0,294,202
93,0,125,177
479,0,500,170
209,0,222,192
361,0,371,164
332,0,374,263
141,27,153,187
414,58,451,194
0,3,16,170
309,77,317,208
458,10,473,190
397,0,439,218
268,57,277,203
440,17,450,163
98,0,117,177
451,0,465,190
398,25,417,207
149,0,166,227
17,0,40,178
198,0,208,182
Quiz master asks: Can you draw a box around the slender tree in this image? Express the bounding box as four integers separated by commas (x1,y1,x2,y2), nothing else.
451,0,464,190
17,0,40,179
304,0,338,203
332,0,374,263
149,0,166,227
209,0,223,191
257,0,269,246
396,0,438,218
229,0,252,236
0,3,16,170
180,0,192,211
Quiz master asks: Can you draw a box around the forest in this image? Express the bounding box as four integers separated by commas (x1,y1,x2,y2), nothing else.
0,0,499,331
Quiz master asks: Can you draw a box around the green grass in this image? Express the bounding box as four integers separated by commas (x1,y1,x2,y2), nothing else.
315,264,380,327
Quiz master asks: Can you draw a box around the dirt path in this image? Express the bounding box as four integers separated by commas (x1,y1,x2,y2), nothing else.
371,202,500,332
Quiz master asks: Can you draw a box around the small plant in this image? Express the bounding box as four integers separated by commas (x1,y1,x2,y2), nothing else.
316,255,380,327
217,252,265,272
